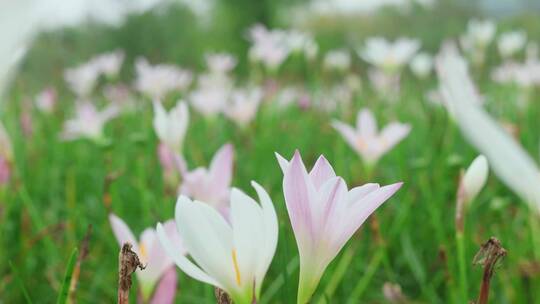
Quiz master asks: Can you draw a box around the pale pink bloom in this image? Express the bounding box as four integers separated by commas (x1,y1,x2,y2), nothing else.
103,84,135,111
157,181,278,303
92,49,124,77
0,121,13,185
248,24,290,70
64,63,101,97
367,68,400,100
109,214,183,302
498,31,527,59
134,57,193,100
153,100,189,152
189,73,231,117
149,268,177,304
205,53,237,73
323,49,351,71
224,87,262,127
34,87,57,113
179,144,234,214
332,108,411,165
276,151,403,303
359,37,420,73
60,101,119,141
491,61,540,88
409,52,433,79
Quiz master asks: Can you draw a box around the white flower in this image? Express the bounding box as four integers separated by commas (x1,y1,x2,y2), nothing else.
409,52,433,78
157,181,278,304
224,87,263,127
206,53,237,74
498,31,527,59
93,49,124,77
332,108,411,165
248,24,290,70
463,19,496,49
359,37,420,73
64,63,101,97
461,155,489,203
134,57,193,100
153,100,189,152
60,101,119,141
436,43,540,213
323,49,351,71
189,73,231,117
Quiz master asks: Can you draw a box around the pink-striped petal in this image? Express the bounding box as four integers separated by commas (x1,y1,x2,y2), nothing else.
150,268,178,304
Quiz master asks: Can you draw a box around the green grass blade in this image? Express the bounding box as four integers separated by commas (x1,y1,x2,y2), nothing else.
56,248,79,304
9,261,33,304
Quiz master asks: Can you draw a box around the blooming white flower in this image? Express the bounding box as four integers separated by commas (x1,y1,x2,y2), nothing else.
409,52,433,78
359,37,420,73
205,53,237,74
332,108,411,166
224,87,262,127
134,57,193,100
498,31,527,59
93,49,124,77
248,24,290,70
60,101,119,141
153,100,189,152
157,181,278,304
189,73,231,117
323,49,351,71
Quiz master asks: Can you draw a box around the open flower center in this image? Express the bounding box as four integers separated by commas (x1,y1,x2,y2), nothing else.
232,249,241,285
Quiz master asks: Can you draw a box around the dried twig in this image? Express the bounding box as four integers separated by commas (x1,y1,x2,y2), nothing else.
473,237,507,304
215,287,232,304
117,243,145,304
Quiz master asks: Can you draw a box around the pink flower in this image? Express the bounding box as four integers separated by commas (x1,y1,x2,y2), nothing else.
189,73,231,117
224,87,262,127
134,57,193,100
276,151,403,304
60,101,119,141
179,144,234,214
34,87,57,113
109,214,183,302
205,53,237,73
332,108,411,166
0,121,13,186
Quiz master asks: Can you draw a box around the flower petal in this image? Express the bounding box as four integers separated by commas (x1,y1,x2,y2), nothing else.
156,222,221,288
209,143,234,194
109,213,139,254
150,268,177,304
308,155,337,189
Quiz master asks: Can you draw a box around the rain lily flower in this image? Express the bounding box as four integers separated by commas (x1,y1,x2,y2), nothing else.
60,101,119,142
64,62,101,97
205,53,237,74
134,57,193,100
34,87,57,113
491,60,540,88
224,87,262,127
153,100,189,153
179,143,234,214
498,31,527,59
460,155,489,205
332,108,411,166
359,37,420,74
276,151,403,304
409,52,433,79
460,19,496,65
248,24,290,70
156,181,278,304
103,84,135,111
92,49,124,78
323,49,351,71
436,43,540,213
0,121,13,185
109,213,183,303
153,100,189,187
189,73,231,117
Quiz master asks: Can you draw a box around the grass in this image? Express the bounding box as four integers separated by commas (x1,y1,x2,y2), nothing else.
1,2,540,303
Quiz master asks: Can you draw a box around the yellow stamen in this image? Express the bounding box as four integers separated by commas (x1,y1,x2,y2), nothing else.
232,249,241,285
140,243,148,262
